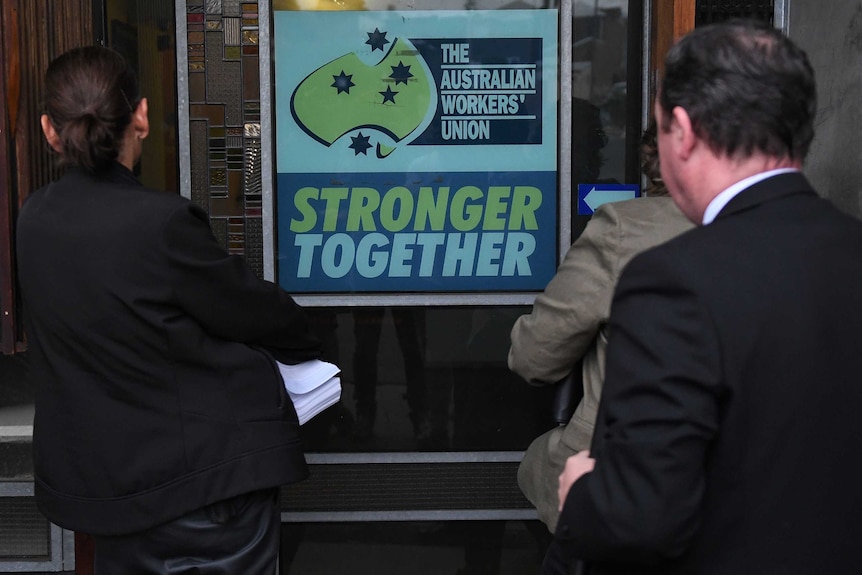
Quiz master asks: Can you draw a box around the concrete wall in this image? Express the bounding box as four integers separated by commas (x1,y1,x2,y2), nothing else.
787,0,862,219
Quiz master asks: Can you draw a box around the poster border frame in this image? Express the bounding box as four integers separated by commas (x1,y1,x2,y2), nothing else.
260,0,572,307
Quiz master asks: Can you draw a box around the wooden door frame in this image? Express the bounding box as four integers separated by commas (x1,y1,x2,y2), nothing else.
0,0,94,355
0,2,20,354
647,0,695,118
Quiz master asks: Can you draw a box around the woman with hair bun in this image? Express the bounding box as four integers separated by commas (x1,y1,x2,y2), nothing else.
17,46,320,574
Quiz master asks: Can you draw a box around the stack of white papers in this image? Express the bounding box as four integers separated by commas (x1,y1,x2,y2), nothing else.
276,359,342,425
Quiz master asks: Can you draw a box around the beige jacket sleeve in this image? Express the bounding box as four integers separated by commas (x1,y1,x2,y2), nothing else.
508,203,629,386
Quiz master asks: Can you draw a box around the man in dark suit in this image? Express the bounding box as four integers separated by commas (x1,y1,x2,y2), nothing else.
553,20,862,575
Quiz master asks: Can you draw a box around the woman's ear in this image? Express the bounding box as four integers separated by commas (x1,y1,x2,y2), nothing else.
132,97,150,141
40,114,62,153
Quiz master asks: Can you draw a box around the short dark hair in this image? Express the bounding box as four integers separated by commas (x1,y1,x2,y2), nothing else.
43,46,140,173
658,20,816,163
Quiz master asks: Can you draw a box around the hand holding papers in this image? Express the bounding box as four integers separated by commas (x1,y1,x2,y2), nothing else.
277,359,342,425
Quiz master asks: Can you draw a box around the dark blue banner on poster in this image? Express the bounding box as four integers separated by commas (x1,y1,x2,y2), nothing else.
278,171,556,292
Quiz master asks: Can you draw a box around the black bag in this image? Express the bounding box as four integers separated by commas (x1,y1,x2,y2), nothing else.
550,363,584,426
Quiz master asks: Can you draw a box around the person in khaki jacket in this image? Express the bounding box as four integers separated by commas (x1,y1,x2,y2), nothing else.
509,125,693,538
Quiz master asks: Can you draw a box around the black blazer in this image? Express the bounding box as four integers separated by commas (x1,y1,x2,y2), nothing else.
16,164,321,536
556,173,862,574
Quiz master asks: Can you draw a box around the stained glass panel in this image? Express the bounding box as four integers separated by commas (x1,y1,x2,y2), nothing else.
186,0,263,275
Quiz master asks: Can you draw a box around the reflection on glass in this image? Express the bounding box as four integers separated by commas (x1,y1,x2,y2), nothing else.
301,307,556,453
572,0,629,186
351,307,430,443
570,0,630,240
280,520,550,575
107,0,179,193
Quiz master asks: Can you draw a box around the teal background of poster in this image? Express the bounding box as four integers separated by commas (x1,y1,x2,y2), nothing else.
273,9,558,293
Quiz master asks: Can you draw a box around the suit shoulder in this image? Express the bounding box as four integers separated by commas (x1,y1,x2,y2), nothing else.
129,184,192,208
595,197,696,252
598,196,691,225
116,183,206,222
96,175,208,229
18,185,48,219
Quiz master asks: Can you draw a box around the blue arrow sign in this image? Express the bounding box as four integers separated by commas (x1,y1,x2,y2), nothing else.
577,184,640,215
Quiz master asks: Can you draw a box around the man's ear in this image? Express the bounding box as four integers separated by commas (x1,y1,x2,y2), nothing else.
40,114,62,153
132,97,149,141
672,106,696,160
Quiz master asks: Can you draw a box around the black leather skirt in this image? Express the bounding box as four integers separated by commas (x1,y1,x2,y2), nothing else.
93,487,280,575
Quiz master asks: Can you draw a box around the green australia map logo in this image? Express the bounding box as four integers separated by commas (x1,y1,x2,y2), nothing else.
290,28,435,159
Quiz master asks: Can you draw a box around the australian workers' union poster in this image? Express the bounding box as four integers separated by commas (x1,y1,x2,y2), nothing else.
274,10,558,294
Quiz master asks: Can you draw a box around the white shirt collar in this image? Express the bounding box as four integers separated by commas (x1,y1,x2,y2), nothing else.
702,168,800,225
